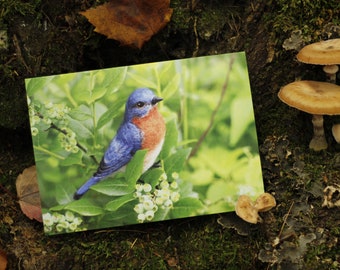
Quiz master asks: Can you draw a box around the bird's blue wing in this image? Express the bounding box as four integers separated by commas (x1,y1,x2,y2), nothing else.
94,122,142,178
74,123,142,200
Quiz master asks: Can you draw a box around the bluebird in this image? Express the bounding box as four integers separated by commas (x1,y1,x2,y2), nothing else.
74,88,166,200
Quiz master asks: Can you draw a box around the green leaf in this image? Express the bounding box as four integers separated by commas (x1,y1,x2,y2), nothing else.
67,118,93,139
161,73,180,100
32,145,52,161
229,97,254,146
90,175,134,196
69,73,92,104
70,72,108,105
163,148,191,180
69,105,92,121
125,149,147,184
96,98,125,130
101,202,137,223
95,67,127,94
206,181,230,204
55,184,75,205
160,119,178,159
205,181,237,213
25,76,53,95
59,150,84,166
73,86,107,105
105,193,136,212
153,206,171,221
180,167,214,186
33,145,67,162
64,199,104,216
200,147,245,179
170,197,204,218
49,204,66,211
127,72,158,90
158,61,174,82
142,168,164,188
176,179,198,198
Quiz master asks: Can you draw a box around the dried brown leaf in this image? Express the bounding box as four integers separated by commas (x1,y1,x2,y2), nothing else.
16,166,42,222
0,249,7,270
80,0,173,49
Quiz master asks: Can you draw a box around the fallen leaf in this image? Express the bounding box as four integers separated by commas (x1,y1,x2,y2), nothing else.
16,166,42,222
0,250,7,270
80,0,173,49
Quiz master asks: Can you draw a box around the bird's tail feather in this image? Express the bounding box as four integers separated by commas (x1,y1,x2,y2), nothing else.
73,176,101,200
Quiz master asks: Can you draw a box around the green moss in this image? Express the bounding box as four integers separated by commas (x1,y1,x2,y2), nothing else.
265,0,340,53
0,0,40,18
169,0,192,34
305,242,339,269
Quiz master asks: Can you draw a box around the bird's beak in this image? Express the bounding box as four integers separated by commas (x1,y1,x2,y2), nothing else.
152,96,163,105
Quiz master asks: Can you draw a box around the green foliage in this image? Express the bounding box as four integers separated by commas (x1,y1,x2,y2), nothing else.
26,52,263,234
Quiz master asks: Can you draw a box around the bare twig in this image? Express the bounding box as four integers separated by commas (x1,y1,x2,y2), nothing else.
35,112,99,164
13,34,32,75
192,17,199,57
48,123,89,155
277,201,294,239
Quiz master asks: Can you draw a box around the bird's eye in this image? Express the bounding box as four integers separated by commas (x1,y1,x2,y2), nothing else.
135,102,145,108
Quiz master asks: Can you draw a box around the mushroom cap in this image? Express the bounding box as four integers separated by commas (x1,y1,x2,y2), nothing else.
323,64,339,74
297,39,340,65
278,80,340,115
254,193,276,212
235,195,261,224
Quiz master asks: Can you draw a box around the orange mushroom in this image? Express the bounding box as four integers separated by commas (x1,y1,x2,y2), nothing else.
278,80,340,151
331,123,340,143
297,38,340,83
235,195,261,224
254,193,276,212
235,193,276,224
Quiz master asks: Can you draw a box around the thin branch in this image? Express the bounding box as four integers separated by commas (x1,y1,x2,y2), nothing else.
35,112,99,164
192,17,199,57
189,55,236,158
277,201,294,239
48,123,88,154
49,123,99,164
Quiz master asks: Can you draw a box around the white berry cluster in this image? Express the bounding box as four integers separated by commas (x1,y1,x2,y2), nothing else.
27,97,71,137
133,173,180,223
27,99,79,152
27,97,41,136
58,127,79,153
43,211,85,233
44,102,70,121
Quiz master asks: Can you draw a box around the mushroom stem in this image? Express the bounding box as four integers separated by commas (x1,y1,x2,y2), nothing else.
309,114,328,151
332,123,340,143
323,64,339,84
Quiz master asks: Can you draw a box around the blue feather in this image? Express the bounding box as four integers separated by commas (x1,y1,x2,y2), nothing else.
73,122,142,199
73,88,163,200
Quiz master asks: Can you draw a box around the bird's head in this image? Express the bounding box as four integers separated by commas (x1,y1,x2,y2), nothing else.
125,88,163,121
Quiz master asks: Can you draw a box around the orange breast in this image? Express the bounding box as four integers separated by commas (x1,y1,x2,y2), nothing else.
132,107,166,150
